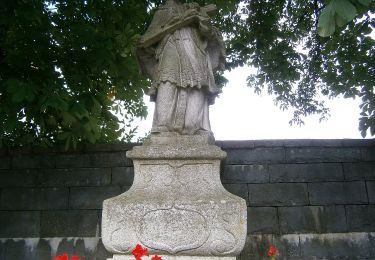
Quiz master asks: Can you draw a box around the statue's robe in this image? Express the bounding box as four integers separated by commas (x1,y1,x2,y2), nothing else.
137,1,225,134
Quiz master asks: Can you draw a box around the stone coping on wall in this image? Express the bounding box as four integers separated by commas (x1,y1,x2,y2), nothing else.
1,139,374,156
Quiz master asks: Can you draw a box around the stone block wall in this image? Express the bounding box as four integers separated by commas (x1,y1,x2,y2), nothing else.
0,140,374,259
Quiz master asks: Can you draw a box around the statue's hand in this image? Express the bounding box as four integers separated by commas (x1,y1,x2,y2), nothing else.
183,8,199,18
199,18,211,34
182,11,210,27
166,15,181,26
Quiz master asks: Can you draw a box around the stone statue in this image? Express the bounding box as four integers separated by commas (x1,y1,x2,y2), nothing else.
102,3,246,259
137,0,225,135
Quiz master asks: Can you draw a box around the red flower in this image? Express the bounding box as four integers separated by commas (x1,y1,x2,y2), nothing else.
152,255,163,260
132,244,149,260
267,245,278,257
52,254,68,260
52,254,83,260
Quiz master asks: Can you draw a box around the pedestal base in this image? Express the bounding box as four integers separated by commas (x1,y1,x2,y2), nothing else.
108,255,236,260
102,133,246,257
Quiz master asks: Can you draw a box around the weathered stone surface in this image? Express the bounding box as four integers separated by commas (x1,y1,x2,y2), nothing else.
279,206,347,233
222,184,249,205
43,237,109,260
221,164,268,183
2,233,375,260
69,186,122,209
39,168,111,186
96,239,114,260
367,181,375,203
34,239,52,260
3,239,35,260
300,233,371,259
238,234,301,260
286,147,361,163
369,233,375,257
0,241,4,260
53,238,97,259
217,140,256,149
56,152,131,168
0,187,68,210
0,157,11,170
272,234,301,258
219,139,375,149
52,238,75,257
237,235,273,260
82,143,134,152
308,181,368,205
109,256,235,260
0,169,37,187
112,167,134,186
0,211,40,237
102,134,246,257
103,160,246,256
137,0,224,135
283,139,344,147
361,146,375,161
346,205,375,231
269,163,343,182
12,155,55,169
127,133,226,160
340,139,375,147
247,207,278,234
121,186,131,192
226,148,285,164
0,238,111,260
1,139,375,259
41,210,99,237
248,183,308,206
343,162,375,180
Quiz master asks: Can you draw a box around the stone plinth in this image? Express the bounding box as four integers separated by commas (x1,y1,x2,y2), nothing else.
102,133,247,258
108,255,236,260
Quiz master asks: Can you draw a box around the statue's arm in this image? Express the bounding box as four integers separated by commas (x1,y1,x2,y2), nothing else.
138,16,196,48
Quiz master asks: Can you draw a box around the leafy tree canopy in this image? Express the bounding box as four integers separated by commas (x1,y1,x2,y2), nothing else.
0,0,374,148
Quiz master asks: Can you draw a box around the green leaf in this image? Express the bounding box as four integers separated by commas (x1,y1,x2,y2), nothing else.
89,96,102,113
43,97,69,111
46,116,57,126
1,0,375,147
6,79,26,102
6,79,36,103
318,4,336,37
57,131,71,141
70,103,89,120
24,87,36,102
6,79,22,93
64,136,71,151
332,0,357,21
85,131,96,143
11,88,27,103
335,14,347,27
357,0,372,6
61,111,76,125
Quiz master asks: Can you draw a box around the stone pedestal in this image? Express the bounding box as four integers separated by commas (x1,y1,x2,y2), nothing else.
102,133,246,259
108,255,236,260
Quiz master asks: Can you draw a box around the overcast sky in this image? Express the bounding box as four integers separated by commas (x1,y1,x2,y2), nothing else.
134,65,366,141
